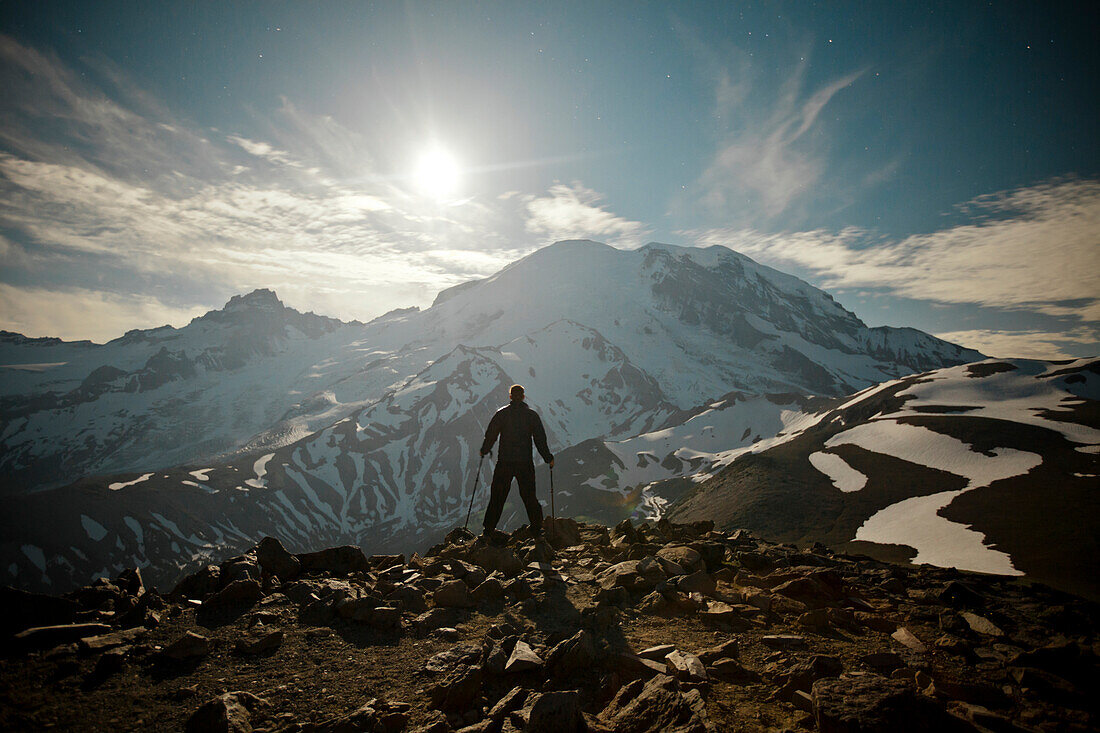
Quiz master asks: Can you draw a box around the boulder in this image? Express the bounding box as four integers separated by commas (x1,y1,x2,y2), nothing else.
675,570,716,596
697,639,738,664
892,627,929,653
256,537,301,580
370,606,401,629
665,650,708,683
297,545,370,575
611,518,640,544
163,631,213,661
598,674,710,732
369,553,406,570
185,691,266,733
203,580,263,610
335,596,381,623
386,585,428,613
709,658,756,680
780,655,843,693
173,565,222,601
79,627,147,653
526,690,585,733
433,579,475,608
90,646,129,681
938,581,985,609
115,567,145,596
234,629,283,655
959,612,1004,637
812,676,969,733
424,643,483,674
772,570,845,608
219,558,260,586
505,640,543,673
13,623,112,652
471,578,504,603
638,644,677,662
489,686,529,720
543,516,583,549
469,544,525,576
613,652,667,679
546,629,597,677
427,664,483,712
657,546,704,573
798,609,832,631
597,557,665,593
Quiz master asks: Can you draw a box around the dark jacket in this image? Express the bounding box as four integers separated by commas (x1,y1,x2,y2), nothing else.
481,400,553,464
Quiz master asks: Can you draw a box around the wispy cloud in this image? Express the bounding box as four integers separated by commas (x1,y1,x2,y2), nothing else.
689,177,1100,357
0,35,631,339
697,68,864,220
932,329,1095,360
523,183,649,247
682,38,866,226
692,178,1100,319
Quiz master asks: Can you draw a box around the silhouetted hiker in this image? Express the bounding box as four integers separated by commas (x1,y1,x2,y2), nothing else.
480,384,554,538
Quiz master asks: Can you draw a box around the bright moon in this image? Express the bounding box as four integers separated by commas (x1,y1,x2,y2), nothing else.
414,147,460,199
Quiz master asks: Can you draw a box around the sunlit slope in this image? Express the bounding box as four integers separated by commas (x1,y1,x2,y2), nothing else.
668,358,1100,599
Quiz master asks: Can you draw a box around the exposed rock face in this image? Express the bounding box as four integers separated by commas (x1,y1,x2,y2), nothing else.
256,537,300,581
811,676,971,733
1,517,1097,732
598,674,711,732
185,691,266,733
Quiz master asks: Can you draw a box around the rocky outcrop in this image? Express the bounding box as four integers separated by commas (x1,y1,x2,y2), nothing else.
1,520,1097,732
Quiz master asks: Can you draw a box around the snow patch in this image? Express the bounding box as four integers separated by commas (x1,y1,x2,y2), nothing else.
108,473,153,491
123,516,144,544
246,453,274,489
829,420,1039,575
856,491,1022,576
21,544,46,572
81,514,108,541
808,451,867,492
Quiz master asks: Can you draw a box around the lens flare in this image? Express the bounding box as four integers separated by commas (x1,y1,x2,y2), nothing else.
414,147,460,199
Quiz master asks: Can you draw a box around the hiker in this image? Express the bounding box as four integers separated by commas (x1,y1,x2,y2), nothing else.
480,384,554,537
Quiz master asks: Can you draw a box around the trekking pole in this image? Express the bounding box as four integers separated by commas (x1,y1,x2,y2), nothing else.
549,464,555,519
463,453,485,531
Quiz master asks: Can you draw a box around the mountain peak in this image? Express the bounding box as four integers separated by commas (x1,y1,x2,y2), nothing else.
224,288,283,310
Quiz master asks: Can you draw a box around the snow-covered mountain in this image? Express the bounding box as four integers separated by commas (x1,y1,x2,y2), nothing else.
1,240,981,497
0,239,993,592
0,322,690,591
668,357,1100,599
0,289,377,494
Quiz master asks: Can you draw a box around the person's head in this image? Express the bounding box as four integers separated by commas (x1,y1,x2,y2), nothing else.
509,384,525,402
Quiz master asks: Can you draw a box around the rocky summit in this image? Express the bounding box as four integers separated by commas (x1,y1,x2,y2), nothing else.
1,517,1097,733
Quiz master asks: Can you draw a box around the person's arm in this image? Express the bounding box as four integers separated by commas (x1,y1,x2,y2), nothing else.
480,411,501,456
531,412,553,465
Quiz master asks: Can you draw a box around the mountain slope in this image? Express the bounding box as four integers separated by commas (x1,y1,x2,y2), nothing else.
417,241,984,406
0,240,983,496
0,322,686,592
667,358,1100,599
0,290,382,494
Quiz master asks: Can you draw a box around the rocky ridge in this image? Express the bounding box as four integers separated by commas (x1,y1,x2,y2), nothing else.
1,517,1097,732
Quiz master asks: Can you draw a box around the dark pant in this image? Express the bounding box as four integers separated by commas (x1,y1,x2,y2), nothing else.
483,460,543,533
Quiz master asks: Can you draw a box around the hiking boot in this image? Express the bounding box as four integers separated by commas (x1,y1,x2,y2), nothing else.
481,528,508,547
